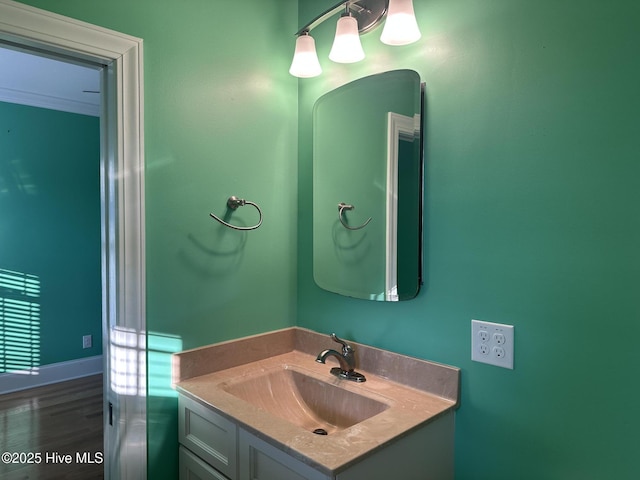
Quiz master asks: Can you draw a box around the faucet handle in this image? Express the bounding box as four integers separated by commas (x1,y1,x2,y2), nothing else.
330,333,354,355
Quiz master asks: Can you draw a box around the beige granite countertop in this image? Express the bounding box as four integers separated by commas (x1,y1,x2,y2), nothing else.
173,327,460,475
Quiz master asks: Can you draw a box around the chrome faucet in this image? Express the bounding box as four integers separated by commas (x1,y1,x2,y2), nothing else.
316,333,366,382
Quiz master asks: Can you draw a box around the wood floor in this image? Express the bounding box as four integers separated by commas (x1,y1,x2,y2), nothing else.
0,374,103,479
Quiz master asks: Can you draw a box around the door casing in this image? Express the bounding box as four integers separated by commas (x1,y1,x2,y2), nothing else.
0,1,146,478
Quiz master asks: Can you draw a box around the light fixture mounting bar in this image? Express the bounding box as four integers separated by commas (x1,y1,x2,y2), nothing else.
294,0,388,36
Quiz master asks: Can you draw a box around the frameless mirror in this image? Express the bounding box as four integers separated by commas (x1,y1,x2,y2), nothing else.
313,69,423,301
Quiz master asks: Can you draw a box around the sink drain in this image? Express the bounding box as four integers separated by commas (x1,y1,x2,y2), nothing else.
312,428,328,435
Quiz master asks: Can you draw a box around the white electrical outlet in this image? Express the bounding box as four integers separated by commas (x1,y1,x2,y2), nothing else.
82,335,92,349
471,319,514,369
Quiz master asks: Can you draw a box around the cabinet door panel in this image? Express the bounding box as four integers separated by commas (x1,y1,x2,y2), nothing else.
179,395,237,479
180,446,230,480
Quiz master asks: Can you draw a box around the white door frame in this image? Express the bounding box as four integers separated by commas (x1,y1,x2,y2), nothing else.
0,1,146,478
385,112,418,301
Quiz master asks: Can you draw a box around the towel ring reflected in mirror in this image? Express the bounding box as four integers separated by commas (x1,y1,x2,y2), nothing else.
338,202,372,230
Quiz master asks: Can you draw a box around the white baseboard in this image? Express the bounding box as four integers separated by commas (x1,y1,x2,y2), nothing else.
0,355,103,394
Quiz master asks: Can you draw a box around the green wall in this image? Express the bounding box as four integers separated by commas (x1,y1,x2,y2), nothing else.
0,101,101,370
13,0,640,479
297,1,640,479
17,0,299,477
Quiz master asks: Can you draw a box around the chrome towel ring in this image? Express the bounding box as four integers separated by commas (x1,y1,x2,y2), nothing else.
338,202,371,230
210,196,263,231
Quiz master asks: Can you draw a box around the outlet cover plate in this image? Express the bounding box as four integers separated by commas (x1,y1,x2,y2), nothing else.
471,319,514,369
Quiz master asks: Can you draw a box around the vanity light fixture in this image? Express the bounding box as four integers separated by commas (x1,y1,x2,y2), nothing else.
329,10,365,63
289,32,323,78
380,0,422,45
289,0,421,78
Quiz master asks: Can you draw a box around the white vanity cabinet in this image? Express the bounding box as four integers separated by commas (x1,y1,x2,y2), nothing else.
174,328,459,480
178,395,332,480
179,394,329,480
178,394,455,480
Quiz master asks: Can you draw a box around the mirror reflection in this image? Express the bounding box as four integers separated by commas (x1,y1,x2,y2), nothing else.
313,69,423,301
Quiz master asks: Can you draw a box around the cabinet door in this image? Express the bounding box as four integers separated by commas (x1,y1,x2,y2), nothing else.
238,429,330,480
179,395,238,479
180,446,231,480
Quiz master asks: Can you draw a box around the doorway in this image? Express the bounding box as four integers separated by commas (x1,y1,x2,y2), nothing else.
0,44,103,390
0,1,146,478
0,44,103,479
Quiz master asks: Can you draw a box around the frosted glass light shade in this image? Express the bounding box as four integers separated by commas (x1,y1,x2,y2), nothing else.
329,16,365,63
380,0,421,46
289,34,322,78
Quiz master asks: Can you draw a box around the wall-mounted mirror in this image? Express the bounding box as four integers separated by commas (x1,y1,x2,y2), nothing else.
313,69,423,301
